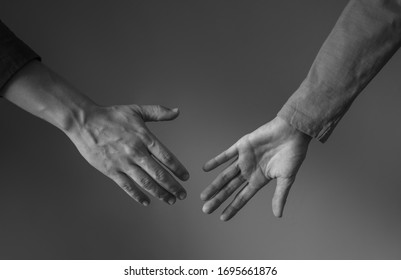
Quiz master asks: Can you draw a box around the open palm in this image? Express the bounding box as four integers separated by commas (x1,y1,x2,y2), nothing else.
201,117,311,221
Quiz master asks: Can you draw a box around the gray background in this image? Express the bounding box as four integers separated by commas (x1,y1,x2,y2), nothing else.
1,0,401,259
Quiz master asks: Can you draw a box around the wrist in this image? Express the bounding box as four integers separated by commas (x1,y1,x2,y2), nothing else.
2,60,97,134
58,95,96,135
274,116,312,144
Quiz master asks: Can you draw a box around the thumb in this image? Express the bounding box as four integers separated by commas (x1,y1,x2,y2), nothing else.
138,105,179,122
272,177,294,218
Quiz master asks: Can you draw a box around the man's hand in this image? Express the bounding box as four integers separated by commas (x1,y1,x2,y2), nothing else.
1,61,189,206
201,117,311,221
67,104,190,206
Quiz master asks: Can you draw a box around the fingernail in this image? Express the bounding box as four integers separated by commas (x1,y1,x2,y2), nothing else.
172,108,179,113
179,192,187,200
142,201,149,206
220,214,228,221
168,198,176,205
182,173,190,181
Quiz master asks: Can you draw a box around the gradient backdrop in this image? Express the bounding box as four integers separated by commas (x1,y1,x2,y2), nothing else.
1,0,401,259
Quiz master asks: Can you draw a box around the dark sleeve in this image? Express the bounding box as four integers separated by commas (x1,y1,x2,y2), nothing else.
0,19,40,94
277,0,401,142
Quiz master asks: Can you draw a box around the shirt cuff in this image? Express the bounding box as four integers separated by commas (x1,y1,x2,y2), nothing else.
277,103,333,143
0,21,41,94
277,84,349,143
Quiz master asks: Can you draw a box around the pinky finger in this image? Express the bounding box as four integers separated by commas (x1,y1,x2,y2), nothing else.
110,172,150,206
272,177,295,218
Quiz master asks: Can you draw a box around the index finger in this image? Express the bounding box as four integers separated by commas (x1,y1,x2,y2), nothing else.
203,143,237,172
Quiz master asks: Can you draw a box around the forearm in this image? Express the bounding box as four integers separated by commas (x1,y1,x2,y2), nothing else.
1,60,95,133
0,19,189,205
278,0,401,142
0,57,189,205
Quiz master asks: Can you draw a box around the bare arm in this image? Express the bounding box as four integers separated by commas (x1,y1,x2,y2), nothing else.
1,60,189,206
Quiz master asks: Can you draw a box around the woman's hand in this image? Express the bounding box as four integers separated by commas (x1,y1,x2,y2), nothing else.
201,117,311,221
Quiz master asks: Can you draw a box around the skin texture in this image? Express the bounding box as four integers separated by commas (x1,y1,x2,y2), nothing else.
201,117,311,221
68,104,190,206
1,60,189,206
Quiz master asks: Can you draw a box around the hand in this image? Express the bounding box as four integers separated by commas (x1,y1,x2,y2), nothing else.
67,104,189,206
1,61,189,207
201,117,311,221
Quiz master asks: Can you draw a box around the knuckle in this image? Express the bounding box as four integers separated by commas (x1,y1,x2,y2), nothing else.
130,104,141,113
125,141,144,156
133,152,148,164
222,187,232,196
105,168,117,178
230,201,239,210
233,198,244,209
160,151,174,165
139,176,152,189
137,130,154,146
146,139,156,149
238,172,248,182
220,173,229,182
131,190,143,202
155,168,168,182
136,126,148,136
231,204,240,212
154,105,163,113
120,183,131,192
120,183,142,202
229,176,241,187
105,167,116,177
126,146,137,156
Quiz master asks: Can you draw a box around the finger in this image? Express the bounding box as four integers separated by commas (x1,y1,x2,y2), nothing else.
202,175,246,214
203,143,237,172
147,134,189,181
138,105,179,122
200,162,240,201
124,164,176,205
110,172,150,206
220,180,268,221
139,154,187,200
272,177,294,218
